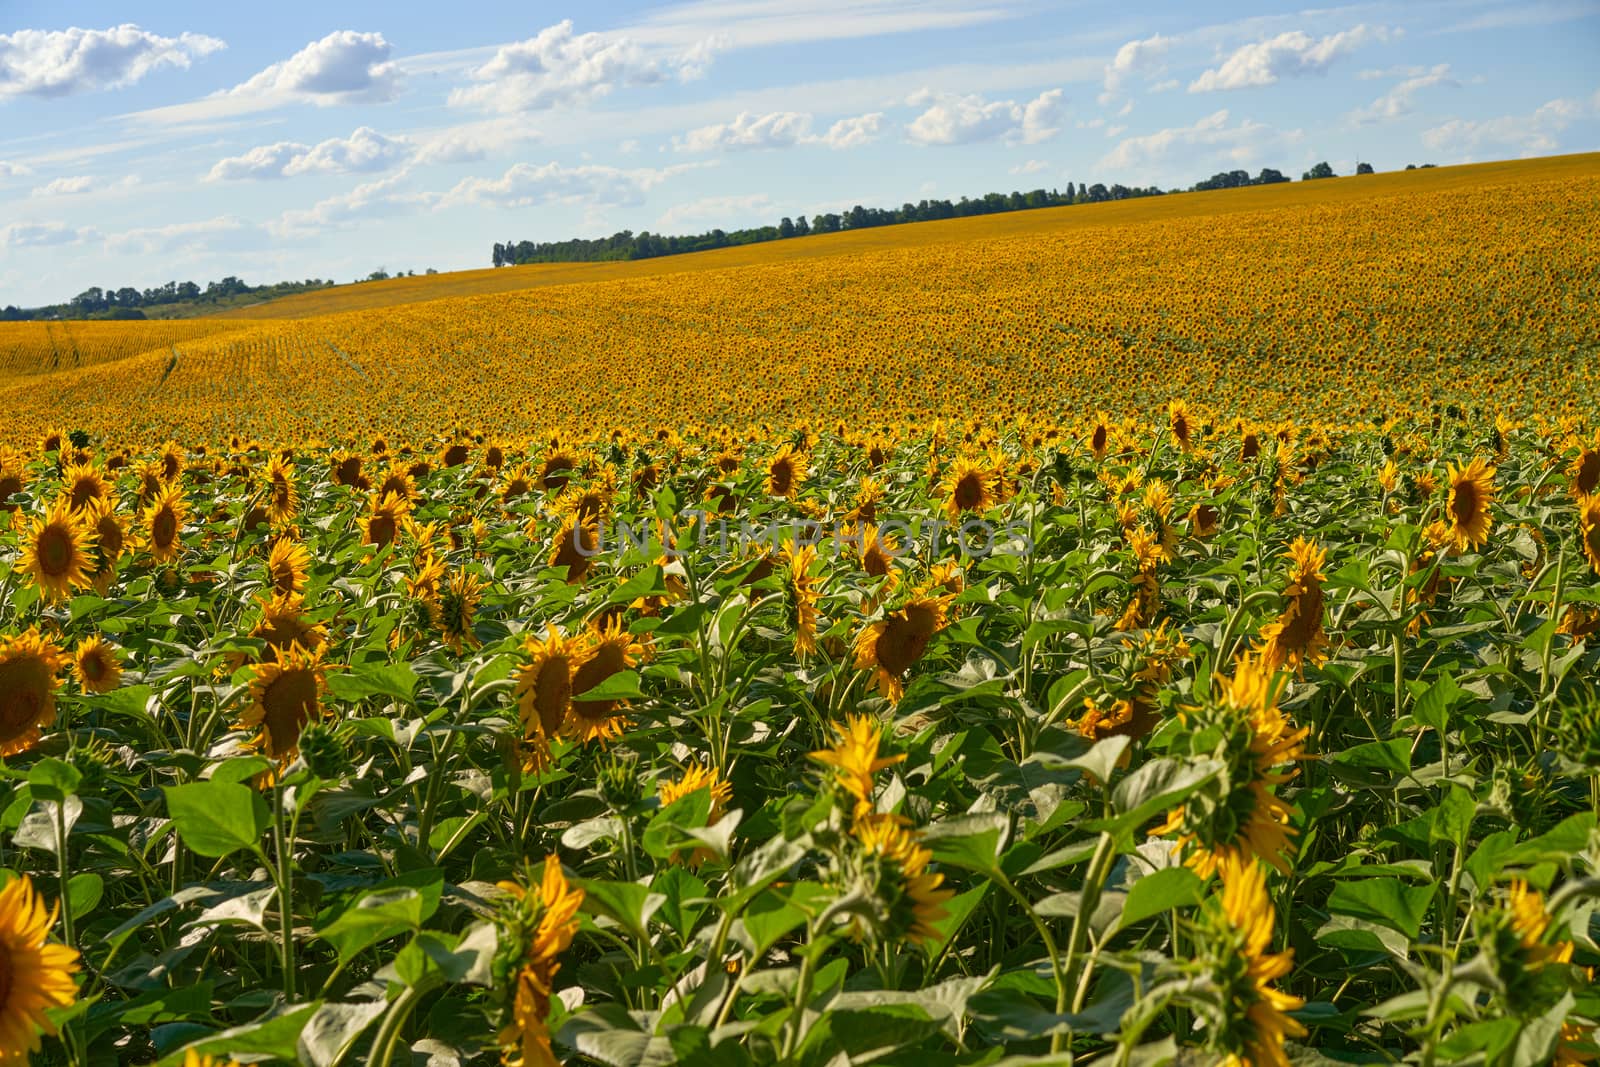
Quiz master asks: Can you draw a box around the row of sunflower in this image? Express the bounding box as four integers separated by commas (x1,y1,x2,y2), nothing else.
0,407,1597,1066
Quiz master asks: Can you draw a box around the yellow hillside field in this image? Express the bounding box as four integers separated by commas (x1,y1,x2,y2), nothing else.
2,153,1596,447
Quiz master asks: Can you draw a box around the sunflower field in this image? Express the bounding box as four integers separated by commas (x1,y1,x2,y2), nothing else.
2,157,1600,1067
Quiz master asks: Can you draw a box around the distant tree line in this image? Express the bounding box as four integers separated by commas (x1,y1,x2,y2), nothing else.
3,276,338,322
493,181,1174,266
491,160,1421,268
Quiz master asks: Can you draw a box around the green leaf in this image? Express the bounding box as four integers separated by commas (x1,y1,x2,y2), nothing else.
1326,877,1432,940
211,755,273,786
297,1000,387,1067
1116,867,1204,931
163,780,269,858
1100,758,1222,835
573,669,645,703
1500,813,1596,868
1412,674,1465,733
317,887,428,965
923,812,1010,877
577,878,664,943
157,1002,321,1066
27,758,81,802
67,873,104,922
325,661,418,704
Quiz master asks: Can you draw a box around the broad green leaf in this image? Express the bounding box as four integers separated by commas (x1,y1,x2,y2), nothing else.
1116,867,1204,931
163,781,269,858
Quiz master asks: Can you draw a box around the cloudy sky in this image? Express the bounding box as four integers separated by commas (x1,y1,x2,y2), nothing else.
1,1,1596,307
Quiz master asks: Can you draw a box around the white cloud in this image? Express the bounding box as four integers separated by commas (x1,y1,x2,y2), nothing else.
104,215,256,255
230,30,399,103
411,120,540,165
656,192,774,230
1009,159,1050,175
270,172,430,235
1348,63,1457,124
674,109,885,152
1100,33,1172,104
1189,25,1393,92
818,112,883,149
449,19,711,113
207,126,411,180
0,220,96,247
0,24,224,99
28,173,140,197
1422,91,1600,156
1102,108,1298,169
678,110,813,151
0,160,32,178
906,88,1066,146
440,160,698,208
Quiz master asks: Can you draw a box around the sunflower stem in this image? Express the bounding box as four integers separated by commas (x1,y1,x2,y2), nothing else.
270,782,296,1000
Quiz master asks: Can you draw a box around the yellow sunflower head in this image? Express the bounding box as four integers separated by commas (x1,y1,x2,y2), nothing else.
1444,456,1496,553
62,461,110,514
239,641,330,766
0,629,66,757
142,482,188,564
18,497,91,603
566,619,642,745
853,594,953,702
73,635,123,694
0,873,82,1060
266,537,311,597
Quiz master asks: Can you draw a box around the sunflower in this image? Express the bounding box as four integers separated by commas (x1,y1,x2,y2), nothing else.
554,473,615,524
1189,502,1220,538
0,873,81,1064
62,461,110,514
766,444,806,498
179,1051,243,1067
1507,879,1574,968
854,594,953,703
858,523,900,582
0,448,26,513
157,440,184,482
1197,855,1307,1067
513,626,591,766
439,569,486,654
1444,456,1496,553
538,449,577,493
941,457,995,522
263,454,298,525
17,497,91,603
364,490,411,548
843,818,953,947
1088,411,1113,461
1256,538,1330,676
375,465,416,504
501,463,534,502
783,544,821,655
495,856,584,1067
0,629,65,758
548,516,600,585
566,619,642,745
1579,494,1600,577
849,476,884,524
1571,445,1600,498
266,537,311,597
330,452,368,490
658,762,733,865
72,636,122,694
917,559,965,600
238,641,329,766
1151,653,1309,878
1168,399,1197,452
811,713,906,822
79,498,127,594
142,482,188,564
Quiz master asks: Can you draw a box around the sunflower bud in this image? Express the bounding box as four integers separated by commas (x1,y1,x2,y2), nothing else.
299,721,352,781
596,753,643,813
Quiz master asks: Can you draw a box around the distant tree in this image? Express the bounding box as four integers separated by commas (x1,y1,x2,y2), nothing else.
425,268,438,275
367,270,390,282
778,217,795,238
793,216,810,236
1356,162,1375,175
176,281,201,300
1302,161,1336,180
1256,168,1289,184
492,243,505,267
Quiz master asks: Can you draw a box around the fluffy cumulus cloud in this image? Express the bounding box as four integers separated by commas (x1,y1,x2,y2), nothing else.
103,215,256,255
1423,91,1600,156
675,110,884,152
410,120,540,166
906,88,1064,146
229,30,399,103
450,19,713,113
0,220,96,247
1189,25,1393,92
207,127,409,180
1349,63,1457,124
1101,109,1297,169
28,174,140,198
271,172,427,235
440,160,697,208
0,24,224,99
1101,33,1172,104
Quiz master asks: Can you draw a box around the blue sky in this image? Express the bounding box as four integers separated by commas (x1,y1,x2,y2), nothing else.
1,1,1596,307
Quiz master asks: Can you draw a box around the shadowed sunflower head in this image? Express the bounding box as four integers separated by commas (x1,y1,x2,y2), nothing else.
0,629,66,758
1445,456,1496,553
0,873,82,1061
73,635,123,695
18,496,91,603
239,641,330,767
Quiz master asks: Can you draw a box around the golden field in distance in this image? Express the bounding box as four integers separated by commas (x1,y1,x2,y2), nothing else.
2,151,1597,448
